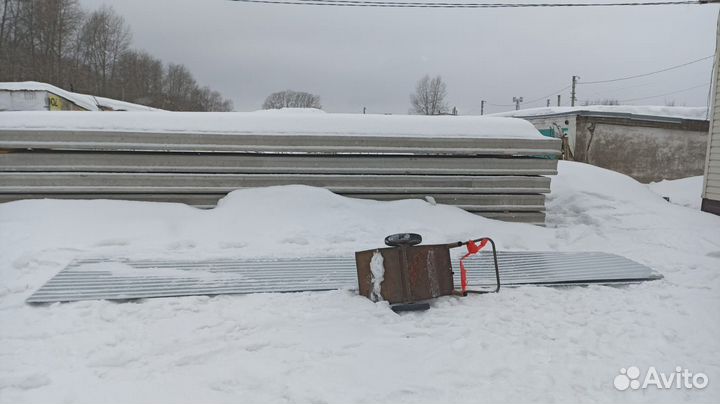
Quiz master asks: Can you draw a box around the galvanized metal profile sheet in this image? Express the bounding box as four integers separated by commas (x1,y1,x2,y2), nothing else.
0,193,547,211
459,251,663,286
0,152,559,175
0,173,551,194
26,251,663,304
27,258,359,303
0,130,562,156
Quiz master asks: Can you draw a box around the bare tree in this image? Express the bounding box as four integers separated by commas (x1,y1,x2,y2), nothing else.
203,88,233,112
0,0,24,80
161,63,197,110
115,49,163,103
410,75,448,115
78,5,131,94
190,86,233,112
0,1,233,111
262,90,321,109
1,0,83,83
581,99,620,106
0,0,11,48
36,0,83,83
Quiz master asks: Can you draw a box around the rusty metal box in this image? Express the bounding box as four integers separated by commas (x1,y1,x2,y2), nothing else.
355,244,455,305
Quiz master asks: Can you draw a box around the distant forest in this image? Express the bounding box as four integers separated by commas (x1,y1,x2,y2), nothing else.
0,0,233,111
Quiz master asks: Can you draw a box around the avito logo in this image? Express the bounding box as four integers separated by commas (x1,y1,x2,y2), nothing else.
614,366,709,391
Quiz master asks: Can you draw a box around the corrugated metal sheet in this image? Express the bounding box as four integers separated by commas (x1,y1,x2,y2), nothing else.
0,130,562,156
26,251,663,304
0,153,559,175
0,192,547,211
0,172,552,194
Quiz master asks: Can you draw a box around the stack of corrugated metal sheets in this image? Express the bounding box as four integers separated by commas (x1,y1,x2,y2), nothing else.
0,123,560,224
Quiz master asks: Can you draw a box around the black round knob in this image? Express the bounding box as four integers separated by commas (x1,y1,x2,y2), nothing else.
384,233,422,247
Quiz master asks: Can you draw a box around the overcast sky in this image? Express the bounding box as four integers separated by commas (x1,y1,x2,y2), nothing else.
79,0,719,114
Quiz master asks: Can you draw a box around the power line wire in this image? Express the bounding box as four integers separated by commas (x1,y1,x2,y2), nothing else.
482,84,570,107
609,82,710,103
583,81,655,98
232,0,700,8
579,55,713,84
522,85,572,104
485,101,516,107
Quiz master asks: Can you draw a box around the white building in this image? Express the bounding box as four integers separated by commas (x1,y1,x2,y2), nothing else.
0,81,159,112
494,105,709,183
702,14,720,216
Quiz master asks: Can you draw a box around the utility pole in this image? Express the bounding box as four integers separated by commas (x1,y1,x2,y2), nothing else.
571,75,579,107
557,95,561,107
513,96,523,111
481,100,485,115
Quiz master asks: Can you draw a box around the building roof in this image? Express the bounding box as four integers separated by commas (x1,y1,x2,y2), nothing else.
0,81,161,112
491,105,709,123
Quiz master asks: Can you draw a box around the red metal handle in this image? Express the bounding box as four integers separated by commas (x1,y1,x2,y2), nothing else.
460,239,489,293
457,237,500,294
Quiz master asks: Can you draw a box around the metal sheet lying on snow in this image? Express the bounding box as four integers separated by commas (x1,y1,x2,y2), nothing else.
26,251,663,303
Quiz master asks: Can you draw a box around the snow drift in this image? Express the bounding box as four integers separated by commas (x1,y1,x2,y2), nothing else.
648,176,704,210
0,162,719,403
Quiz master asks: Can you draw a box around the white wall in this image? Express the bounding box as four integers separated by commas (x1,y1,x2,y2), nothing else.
523,115,577,153
0,90,48,111
702,13,720,203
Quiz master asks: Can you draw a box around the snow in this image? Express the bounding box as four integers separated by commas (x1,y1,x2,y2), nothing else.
0,110,544,139
648,176,704,210
0,81,160,112
74,261,238,280
1,162,719,403
93,96,161,112
491,105,709,121
369,250,385,302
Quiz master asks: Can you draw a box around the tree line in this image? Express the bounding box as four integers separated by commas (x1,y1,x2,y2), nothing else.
0,0,233,111
262,76,450,115
262,90,321,110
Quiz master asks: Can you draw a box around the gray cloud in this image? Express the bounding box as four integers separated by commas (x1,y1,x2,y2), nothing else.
79,0,719,114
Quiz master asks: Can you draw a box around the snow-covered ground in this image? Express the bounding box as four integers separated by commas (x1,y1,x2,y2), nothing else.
1,162,719,403
648,176,704,210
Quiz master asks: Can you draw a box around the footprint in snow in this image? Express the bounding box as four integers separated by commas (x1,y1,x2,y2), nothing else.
167,240,197,250
219,241,248,249
0,373,51,390
280,237,309,246
93,239,130,247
